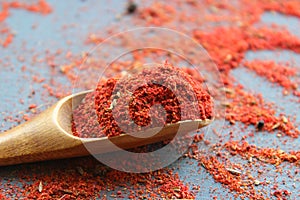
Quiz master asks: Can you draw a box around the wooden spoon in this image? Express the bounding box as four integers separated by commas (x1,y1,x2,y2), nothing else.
0,91,212,166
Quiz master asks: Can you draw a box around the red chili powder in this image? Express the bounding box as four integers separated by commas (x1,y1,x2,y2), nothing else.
2,32,13,48
3,0,300,199
72,62,213,138
225,141,300,166
0,0,52,47
193,26,300,73
225,85,300,138
244,60,299,95
0,0,52,23
139,2,176,26
8,158,194,199
186,142,267,199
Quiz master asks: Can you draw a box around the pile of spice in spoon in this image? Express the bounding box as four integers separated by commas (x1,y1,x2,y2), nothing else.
72,62,213,138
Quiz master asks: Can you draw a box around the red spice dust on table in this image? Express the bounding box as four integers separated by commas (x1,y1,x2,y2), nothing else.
72,63,213,138
244,60,300,97
1,0,300,199
0,0,52,47
225,141,300,166
1,157,194,199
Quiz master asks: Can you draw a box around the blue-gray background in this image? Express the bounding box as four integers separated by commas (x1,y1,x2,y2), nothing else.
0,1,300,199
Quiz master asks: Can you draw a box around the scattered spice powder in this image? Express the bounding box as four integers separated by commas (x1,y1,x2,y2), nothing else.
0,0,52,48
225,85,300,138
139,2,176,25
225,141,300,166
0,0,52,23
244,60,299,95
28,104,37,110
1,158,194,199
2,0,300,199
185,143,266,199
2,32,13,48
193,27,300,73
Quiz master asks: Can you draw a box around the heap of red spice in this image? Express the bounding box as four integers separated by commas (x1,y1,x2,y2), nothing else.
2,0,300,199
72,63,213,138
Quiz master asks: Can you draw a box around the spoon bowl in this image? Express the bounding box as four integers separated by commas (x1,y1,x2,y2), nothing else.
0,91,212,166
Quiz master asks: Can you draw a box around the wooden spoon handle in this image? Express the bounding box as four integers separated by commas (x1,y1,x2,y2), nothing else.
0,104,86,166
